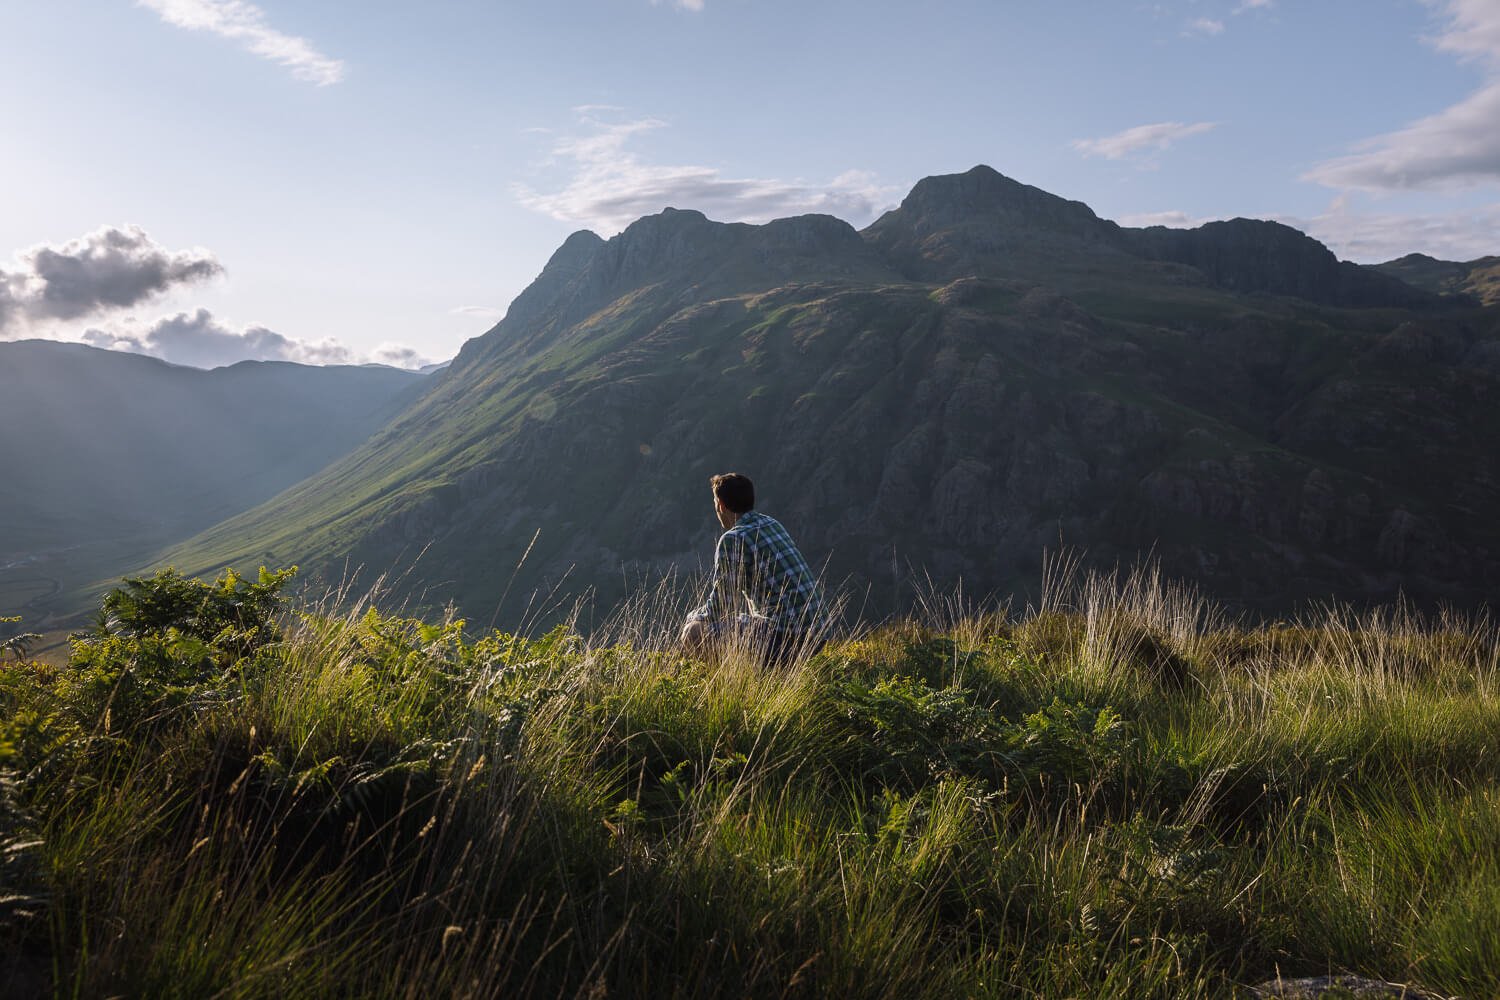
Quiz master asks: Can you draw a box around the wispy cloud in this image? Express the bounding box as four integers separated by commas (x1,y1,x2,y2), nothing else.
1286,200,1500,263
650,0,705,10
515,110,898,235
1072,121,1217,160
1176,1,1268,37
1305,0,1500,192
0,225,222,335
450,305,505,320
82,308,432,370
137,0,345,85
1429,0,1500,64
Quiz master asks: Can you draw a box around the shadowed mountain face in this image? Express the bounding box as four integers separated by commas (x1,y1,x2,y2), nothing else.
156,166,1500,621
0,341,424,622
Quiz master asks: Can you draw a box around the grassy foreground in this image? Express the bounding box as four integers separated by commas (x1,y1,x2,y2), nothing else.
2,564,1497,998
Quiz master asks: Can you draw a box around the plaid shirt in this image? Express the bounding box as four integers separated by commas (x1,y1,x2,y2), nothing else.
688,510,825,633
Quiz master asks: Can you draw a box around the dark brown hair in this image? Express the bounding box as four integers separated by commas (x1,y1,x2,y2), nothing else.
710,472,755,514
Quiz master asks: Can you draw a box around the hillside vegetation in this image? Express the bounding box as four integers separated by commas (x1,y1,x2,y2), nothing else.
154,166,1500,622
2,563,1497,997
1374,253,1500,307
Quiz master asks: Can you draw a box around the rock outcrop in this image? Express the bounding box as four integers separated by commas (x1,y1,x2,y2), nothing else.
1121,219,1436,308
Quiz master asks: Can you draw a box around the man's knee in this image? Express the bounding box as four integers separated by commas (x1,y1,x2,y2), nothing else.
681,618,714,656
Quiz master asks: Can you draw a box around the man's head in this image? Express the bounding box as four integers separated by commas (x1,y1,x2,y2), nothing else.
710,472,754,529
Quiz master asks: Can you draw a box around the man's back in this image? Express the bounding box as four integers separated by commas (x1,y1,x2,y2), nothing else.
718,510,824,631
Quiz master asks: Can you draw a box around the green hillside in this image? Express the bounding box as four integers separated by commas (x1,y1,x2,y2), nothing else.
0,341,425,625
2,564,1496,997
1373,253,1500,306
154,167,1500,621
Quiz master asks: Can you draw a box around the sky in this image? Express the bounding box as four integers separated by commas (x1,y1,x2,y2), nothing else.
3,0,1499,369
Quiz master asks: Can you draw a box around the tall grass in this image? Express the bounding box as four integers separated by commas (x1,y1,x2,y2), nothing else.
1,561,1496,997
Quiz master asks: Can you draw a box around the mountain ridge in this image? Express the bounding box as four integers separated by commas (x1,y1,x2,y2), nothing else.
126,166,1500,622
0,340,426,624
1372,252,1500,306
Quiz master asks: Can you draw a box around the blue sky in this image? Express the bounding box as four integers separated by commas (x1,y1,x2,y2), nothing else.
3,0,1498,368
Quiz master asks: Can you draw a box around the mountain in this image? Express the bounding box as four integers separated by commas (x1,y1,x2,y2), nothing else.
0,341,425,624
1372,252,1500,306
153,166,1500,621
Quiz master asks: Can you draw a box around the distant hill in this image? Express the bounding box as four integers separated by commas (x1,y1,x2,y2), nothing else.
1372,252,1500,306
153,166,1499,620
0,341,425,624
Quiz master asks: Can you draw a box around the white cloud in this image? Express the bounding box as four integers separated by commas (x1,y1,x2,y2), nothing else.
1072,121,1217,160
369,343,435,369
450,305,505,319
651,0,705,10
138,0,345,85
1305,80,1500,192
0,225,222,335
515,110,899,235
1428,0,1500,66
1285,200,1500,263
1232,0,1273,13
83,308,351,368
81,309,432,370
1186,17,1225,35
1306,0,1500,192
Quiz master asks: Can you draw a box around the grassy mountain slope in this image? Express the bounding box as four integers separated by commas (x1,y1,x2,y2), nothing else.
156,167,1500,619
0,341,424,623
1372,252,1500,306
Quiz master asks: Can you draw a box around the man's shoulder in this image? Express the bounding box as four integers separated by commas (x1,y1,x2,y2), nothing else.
736,511,791,539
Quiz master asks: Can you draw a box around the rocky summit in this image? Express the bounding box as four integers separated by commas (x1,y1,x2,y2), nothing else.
154,166,1500,621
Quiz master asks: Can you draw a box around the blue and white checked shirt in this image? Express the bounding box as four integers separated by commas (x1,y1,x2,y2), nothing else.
688,510,826,633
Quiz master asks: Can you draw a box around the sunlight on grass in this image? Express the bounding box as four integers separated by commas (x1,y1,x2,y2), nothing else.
0,561,1496,997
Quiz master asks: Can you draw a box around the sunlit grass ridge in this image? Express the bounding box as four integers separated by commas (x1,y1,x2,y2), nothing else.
1,560,1496,997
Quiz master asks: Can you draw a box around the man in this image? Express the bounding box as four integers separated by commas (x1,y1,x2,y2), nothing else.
682,472,828,666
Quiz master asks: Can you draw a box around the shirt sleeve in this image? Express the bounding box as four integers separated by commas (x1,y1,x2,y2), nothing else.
688,531,749,622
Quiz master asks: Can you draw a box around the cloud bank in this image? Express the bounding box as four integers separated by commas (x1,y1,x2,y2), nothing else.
138,0,345,85
83,309,354,368
0,226,222,333
3,227,431,370
1290,202,1500,264
1072,121,1217,160
516,111,897,235
82,309,434,371
1306,0,1500,192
